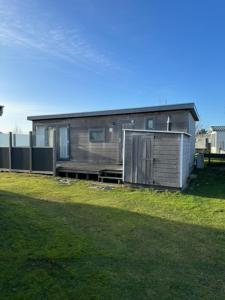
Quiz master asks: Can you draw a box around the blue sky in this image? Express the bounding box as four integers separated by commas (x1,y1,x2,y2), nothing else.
0,0,225,132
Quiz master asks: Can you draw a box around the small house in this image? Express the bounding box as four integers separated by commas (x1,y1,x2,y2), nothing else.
195,133,210,152
209,126,225,154
27,103,199,189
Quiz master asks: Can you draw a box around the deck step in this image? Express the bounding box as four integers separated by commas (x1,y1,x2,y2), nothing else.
98,175,123,183
99,176,122,180
100,170,122,174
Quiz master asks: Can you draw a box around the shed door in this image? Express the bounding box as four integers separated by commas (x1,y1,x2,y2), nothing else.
132,135,153,185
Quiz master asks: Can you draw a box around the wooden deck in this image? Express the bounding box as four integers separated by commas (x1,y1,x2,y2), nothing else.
56,161,123,183
57,161,123,173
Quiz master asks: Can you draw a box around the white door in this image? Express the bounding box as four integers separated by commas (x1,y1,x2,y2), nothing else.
58,126,69,160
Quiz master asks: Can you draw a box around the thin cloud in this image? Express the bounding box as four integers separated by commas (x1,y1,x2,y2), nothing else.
0,99,62,133
0,1,118,70
0,100,36,133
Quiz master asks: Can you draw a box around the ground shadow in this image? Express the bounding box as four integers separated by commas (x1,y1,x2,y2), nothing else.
0,190,224,300
185,167,225,200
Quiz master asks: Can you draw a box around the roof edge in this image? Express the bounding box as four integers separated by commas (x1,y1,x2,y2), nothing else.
27,102,199,122
210,126,225,131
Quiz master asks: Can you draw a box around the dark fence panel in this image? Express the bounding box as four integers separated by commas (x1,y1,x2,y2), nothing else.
204,153,225,159
32,148,53,172
12,148,30,170
0,148,9,169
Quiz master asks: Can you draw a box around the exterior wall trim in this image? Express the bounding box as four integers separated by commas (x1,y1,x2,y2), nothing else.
179,133,184,188
124,129,191,137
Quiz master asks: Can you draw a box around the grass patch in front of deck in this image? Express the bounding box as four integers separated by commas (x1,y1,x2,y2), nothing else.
0,169,224,299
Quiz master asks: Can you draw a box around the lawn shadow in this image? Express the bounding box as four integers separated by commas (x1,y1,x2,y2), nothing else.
0,190,224,300
185,167,225,200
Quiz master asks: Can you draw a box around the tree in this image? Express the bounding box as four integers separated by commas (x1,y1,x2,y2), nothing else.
197,128,207,135
195,122,207,135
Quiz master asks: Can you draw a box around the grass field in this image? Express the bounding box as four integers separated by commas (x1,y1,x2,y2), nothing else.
0,169,225,299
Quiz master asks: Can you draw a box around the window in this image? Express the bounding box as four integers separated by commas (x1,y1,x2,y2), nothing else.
89,129,105,142
145,118,154,130
35,125,46,146
35,125,54,147
58,126,69,160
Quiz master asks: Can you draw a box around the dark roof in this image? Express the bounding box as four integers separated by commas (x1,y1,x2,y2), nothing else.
210,126,225,132
27,102,199,121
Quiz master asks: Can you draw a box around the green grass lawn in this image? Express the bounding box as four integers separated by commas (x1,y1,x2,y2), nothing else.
0,169,224,300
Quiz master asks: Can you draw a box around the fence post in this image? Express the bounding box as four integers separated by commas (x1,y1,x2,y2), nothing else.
9,132,12,171
52,129,57,176
29,131,33,173
208,143,211,166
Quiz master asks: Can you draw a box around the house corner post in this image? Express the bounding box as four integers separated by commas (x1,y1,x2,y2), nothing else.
29,131,33,173
179,133,184,189
122,129,126,182
53,129,57,176
9,132,12,171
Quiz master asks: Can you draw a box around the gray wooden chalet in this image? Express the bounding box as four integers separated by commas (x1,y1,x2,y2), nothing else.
27,103,199,189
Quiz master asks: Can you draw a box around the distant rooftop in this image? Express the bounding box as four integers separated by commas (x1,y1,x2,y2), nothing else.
27,102,199,121
210,126,225,132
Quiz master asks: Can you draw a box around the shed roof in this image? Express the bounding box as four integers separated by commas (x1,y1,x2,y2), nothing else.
27,102,199,121
210,126,225,132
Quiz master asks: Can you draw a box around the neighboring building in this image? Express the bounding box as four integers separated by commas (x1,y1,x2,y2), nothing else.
209,126,225,153
195,133,210,152
27,103,199,189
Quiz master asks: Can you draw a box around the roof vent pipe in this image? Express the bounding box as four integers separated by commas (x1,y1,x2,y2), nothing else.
167,115,171,131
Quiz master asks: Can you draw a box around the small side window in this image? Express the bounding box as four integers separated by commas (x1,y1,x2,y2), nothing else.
145,118,154,130
89,129,105,142
35,125,55,147
35,125,46,146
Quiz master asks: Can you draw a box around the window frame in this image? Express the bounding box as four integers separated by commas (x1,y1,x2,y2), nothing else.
89,128,106,143
57,125,70,161
34,125,49,147
145,117,154,130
